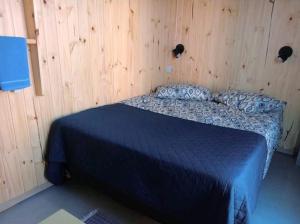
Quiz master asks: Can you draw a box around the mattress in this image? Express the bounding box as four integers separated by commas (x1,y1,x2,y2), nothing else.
45,103,267,224
123,95,283,176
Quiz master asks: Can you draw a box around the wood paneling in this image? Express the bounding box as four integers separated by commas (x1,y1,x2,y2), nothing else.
262,0,300,153
172,0,300,154
0,0,299,205
0,0,175,204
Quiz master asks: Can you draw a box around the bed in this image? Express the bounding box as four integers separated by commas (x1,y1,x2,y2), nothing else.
45,90,283,224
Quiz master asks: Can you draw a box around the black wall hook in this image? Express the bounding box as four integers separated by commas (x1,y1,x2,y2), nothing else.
278,46,293,63
173,44,185,58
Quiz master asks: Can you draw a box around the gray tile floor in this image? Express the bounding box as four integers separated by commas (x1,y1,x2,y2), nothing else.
0,152,299,224
252,153,300,224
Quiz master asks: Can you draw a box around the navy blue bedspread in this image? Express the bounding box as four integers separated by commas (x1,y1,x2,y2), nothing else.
45,104,267,224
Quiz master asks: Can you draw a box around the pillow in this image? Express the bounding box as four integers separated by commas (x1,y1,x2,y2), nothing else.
213,90,286,113
154,84,212,101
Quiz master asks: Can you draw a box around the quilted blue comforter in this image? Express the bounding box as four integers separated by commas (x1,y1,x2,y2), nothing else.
124,95,283,177
46,103,267,224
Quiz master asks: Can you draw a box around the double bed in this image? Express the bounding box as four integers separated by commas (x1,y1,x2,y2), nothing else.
45,87,284,224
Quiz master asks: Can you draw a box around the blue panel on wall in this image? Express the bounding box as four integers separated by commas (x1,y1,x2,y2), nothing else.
0,36,30,91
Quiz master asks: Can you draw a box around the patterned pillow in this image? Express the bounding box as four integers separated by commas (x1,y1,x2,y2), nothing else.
213,90,286,113
154,84,212,101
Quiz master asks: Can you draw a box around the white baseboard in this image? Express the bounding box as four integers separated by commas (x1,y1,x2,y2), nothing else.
0,182,52,213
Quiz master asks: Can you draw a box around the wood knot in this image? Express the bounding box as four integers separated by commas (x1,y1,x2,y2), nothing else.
185,27,189,34
79,37,87,43
35,29,39,36
65,82,71,88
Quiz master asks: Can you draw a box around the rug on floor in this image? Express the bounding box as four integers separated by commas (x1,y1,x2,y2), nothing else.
83,209,116,224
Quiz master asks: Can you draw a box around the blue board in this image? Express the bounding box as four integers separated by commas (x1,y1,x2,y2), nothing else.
0,36,30,91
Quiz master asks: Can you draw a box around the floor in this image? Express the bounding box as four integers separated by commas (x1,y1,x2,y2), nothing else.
0,152,299,224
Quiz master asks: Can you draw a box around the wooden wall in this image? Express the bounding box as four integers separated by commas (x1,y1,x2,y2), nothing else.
0,0,176,204
171,0,300,154
0,0,299,205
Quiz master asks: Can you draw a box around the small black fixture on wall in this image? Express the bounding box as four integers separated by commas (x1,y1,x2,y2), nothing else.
277,46,293,63
173,44,185,58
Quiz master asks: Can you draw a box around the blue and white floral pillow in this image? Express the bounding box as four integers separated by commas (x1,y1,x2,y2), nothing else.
154,84,212,101
213,90,286,113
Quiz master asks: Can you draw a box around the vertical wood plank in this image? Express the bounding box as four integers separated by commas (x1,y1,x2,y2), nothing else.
24,0,44,96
